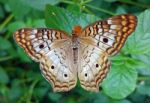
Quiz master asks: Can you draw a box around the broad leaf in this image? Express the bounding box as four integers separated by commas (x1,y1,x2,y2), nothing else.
8,0,31,19
0,67,9,84
102,64,137,99
0,37,12,50
23,0,60,11
48,92,62,102
8,21,26,33
45,4,99,33
124,9,150,54
137,81,150,96
123,9,150,76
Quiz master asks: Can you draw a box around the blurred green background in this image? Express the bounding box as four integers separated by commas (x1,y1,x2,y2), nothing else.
0,0,150,103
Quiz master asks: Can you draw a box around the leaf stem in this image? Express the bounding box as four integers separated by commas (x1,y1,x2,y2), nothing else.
0,56,14,62
60,0,115,16
60,0,75,5
0,14,14,30
85,4,116,16
138,76,150,81
117,0,150,8
60,0,92,5
82,6,95,16
26,79,39,103
82,0,92,4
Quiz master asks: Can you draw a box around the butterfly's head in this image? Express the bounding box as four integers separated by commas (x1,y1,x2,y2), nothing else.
72,25,82,36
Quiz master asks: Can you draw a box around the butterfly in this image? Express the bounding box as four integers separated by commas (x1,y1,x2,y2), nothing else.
14,14,137,92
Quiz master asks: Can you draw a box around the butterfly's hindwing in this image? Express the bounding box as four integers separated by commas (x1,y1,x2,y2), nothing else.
78,40,110,92
40,45,77,92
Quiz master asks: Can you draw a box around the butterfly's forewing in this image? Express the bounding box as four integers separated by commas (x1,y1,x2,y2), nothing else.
81,14,137,55
14,28,77,92
78,14,137,92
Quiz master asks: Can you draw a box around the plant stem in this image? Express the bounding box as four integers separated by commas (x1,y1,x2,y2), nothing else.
0,56,13,62
60,0,76,5
138,76,150,81
85,4,116,16
82,0,92,4
60,0,115,16
82,6,95,16
118,0,150,8
26,79,39,103
0,14,14,30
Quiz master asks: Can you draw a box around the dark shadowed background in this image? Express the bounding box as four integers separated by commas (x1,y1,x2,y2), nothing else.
0,0,150,103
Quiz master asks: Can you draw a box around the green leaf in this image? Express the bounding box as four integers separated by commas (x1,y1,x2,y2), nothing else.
23,0,60,11
0,37,12,50
102,64,138,99
48,92,62,102
111,55,146,69
124,9,150,54
138,0,150,4
66,97,76,103
111,55,129,65
8,81,22,100
8,0,31,19
129,90,146,103
107,99,132,103
34,86,49,100
0,6,4,19
32,19,46,28
45,4,99,33
121,9,150,77
67,4,80,13
92,92,131,103
16,47,31,62
0,67,9,84
125,57,147,69
87,0,114,17
7,21,26,33
0,0,9,3
137,81,150,96
104,0,117,2
116,6,127,14
133,54,150,75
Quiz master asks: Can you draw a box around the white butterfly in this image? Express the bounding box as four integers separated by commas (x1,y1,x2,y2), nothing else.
14,14,137,92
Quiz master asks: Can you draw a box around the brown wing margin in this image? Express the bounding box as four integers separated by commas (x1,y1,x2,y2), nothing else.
106,14,137,55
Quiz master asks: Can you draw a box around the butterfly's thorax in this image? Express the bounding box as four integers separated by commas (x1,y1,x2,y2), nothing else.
71,25,83,64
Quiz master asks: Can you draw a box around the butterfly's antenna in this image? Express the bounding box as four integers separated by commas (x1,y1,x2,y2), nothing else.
72,25,82,36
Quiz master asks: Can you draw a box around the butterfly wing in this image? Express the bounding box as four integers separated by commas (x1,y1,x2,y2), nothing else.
78,14,137,92
14,28,77,92
78,42,110,92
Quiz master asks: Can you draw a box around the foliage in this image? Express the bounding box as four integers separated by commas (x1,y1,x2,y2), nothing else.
0,0,150,103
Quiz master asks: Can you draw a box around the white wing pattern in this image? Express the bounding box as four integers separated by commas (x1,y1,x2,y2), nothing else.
14,28,77,92
14,14,137,92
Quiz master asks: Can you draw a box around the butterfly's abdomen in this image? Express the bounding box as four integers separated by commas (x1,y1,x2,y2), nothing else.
71,33,79,64
72,47,78,64
72,43,79,64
